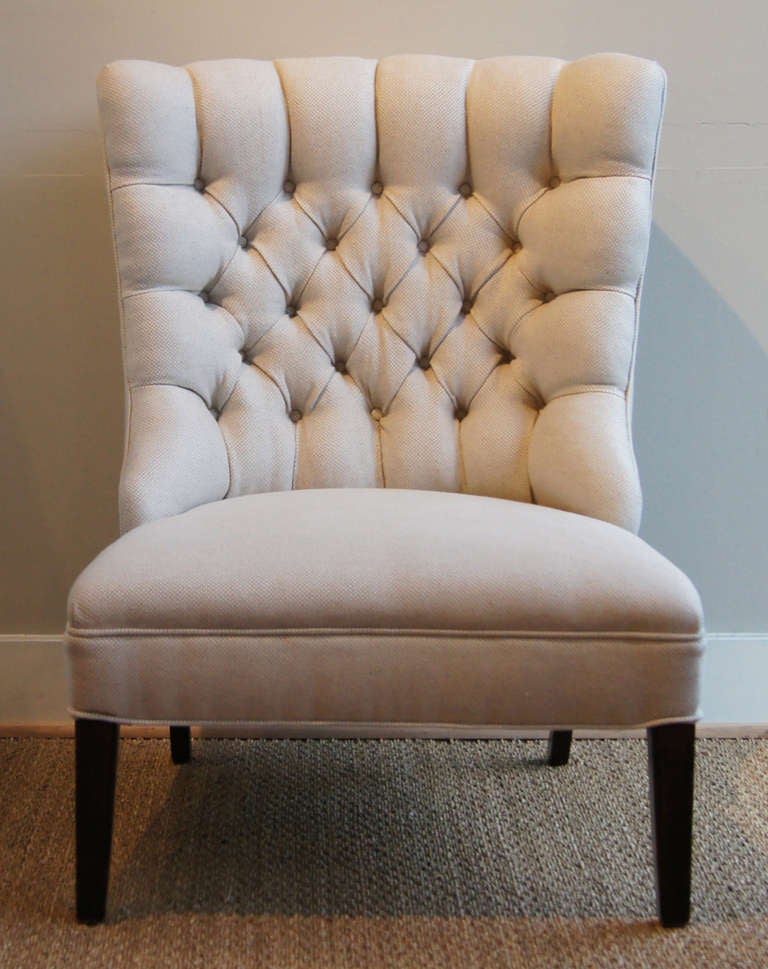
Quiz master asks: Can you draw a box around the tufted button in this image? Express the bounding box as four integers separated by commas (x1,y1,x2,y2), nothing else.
325,237,338,252
511,242,522,254
334,359,347,374
371,296,386,313
417,238,430,254
283,179,296,195
418,354,431,370
500,349,515,364
200,290,211,303
289,409,302,423
371,181,383,197
461,297,473,315
193,177,205,192
286,304,298,318
238,235,249,249
370,407,382,422
549,175,561,189
455,406,468,421
541,291,555,303
458,182,473,198
240,347,251,363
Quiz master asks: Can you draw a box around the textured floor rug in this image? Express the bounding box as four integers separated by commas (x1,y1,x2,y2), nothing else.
1,737,767,968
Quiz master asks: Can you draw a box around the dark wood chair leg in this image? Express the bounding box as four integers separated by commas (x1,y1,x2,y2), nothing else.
75,718,120,924
170,726,192,764
548,729,573,766
647,722,695,928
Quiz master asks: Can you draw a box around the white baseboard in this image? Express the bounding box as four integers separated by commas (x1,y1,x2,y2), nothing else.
1,633,766,737
699,633,768,725
0,635,69,724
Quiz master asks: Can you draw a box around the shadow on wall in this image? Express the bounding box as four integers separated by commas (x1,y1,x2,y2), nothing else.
634,226,768,632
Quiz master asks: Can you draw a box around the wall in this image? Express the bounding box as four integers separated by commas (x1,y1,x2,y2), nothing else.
1,0,766,722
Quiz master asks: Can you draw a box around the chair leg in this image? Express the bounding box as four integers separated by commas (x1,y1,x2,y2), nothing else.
548,729,572,766
647,722,695,928
170,726,192,764
75,718,120,924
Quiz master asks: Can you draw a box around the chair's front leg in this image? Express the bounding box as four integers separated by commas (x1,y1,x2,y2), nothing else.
75,718,120,924
647,722,695,928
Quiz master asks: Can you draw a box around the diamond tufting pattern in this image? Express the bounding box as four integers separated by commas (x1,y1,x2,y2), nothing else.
98,53,666,533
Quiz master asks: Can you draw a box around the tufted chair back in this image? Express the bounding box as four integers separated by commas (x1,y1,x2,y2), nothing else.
98,53,665,534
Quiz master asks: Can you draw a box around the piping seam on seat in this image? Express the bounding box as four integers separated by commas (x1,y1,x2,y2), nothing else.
65,625,704,643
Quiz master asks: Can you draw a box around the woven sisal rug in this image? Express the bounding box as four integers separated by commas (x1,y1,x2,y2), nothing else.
1,737,766,967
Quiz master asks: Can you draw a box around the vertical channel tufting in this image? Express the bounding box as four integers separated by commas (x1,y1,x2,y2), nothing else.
97,54,666,534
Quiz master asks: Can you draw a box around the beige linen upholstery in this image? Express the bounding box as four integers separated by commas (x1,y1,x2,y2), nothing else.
68,489,701,727
68,52,703,730
98,54,663,535
69,52,704,929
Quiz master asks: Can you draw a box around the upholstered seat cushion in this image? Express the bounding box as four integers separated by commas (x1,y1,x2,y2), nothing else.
67,489,702,729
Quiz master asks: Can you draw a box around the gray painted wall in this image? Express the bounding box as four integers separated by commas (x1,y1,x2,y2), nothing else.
1,3,766,663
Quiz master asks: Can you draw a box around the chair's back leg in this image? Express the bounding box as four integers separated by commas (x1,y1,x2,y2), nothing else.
548,730,573,766
170,726,191,764
647,722,695,928
75,718,120,924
